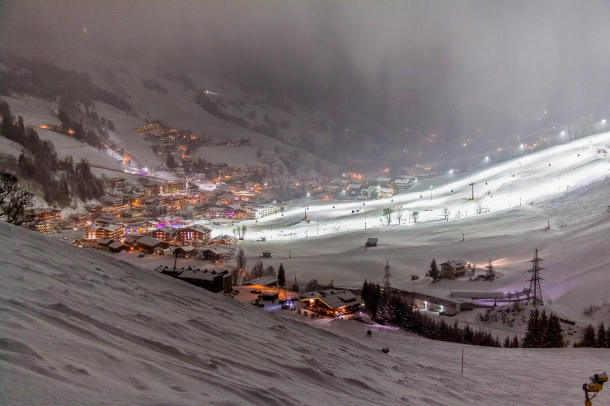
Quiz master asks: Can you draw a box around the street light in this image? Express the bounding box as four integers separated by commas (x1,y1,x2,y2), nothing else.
430,185,433,201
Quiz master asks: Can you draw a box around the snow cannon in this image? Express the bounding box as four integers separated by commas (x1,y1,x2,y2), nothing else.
382,347,389,354
583,372,608,405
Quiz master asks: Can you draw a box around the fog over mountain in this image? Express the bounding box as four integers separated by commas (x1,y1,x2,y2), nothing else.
2,1,610,154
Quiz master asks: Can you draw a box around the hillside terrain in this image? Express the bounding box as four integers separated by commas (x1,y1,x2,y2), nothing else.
1,221,608,406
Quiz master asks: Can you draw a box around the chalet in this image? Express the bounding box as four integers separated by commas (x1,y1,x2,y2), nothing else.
150,226,176,242
123,235,142,246
26,209,62,221
85,204,103,214
300,290,362,317
366,238,378,247
440,259,467,279
97,238,114,247
174,225,211,243
394,178,415,190
68,212,90,227
107,177,125,188
178,245,196,258
108,241,130,253
121,210,143,218
375,177,393,188
101,196,124,207
247,204,282,219
377,187,395,199
163,180,187,194
86,224,125,240
95,215,123,226
202,249,225,261
30,220,57,235
137,236,169,253
172,266,232,293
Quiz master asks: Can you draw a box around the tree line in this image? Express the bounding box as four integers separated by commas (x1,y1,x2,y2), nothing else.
1,102,105,207
0,54,130,112
361,280,566,348
575,322,610,348
361,280,501,347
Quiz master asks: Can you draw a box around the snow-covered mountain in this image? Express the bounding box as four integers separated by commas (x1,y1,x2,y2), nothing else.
1,220,608,405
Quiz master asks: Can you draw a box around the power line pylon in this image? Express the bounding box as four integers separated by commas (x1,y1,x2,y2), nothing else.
527,249,545,306
383,260,391,292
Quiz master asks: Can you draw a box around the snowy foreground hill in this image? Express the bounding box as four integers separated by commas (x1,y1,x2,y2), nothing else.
1,222,608,405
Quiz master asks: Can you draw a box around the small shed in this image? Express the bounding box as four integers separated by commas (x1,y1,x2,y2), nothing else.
261,291,279,301
366,238,378,247
261,251,273,258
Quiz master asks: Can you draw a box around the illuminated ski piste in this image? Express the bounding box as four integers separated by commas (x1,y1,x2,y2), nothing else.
229,131,610,326
241,131,610,242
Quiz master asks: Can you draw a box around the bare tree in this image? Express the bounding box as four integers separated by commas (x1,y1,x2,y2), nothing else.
442,207,450,220
396,210,404,225
251,260,264,279
231,268,240,284
382,208,394,225
476,200,483,214
0,173,33,225
235,248,247,276
241,225,247,239
412,211,420,223
305,279,319,292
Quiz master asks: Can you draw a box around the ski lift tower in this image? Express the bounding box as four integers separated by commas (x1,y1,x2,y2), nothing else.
527,249,545,306
469,182,476,200
383,261,391,292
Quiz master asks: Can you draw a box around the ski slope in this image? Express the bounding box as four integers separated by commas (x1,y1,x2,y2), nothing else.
1,221,608,405
236,132,610,324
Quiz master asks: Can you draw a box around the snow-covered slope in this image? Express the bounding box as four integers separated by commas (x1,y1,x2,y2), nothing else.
235,132,610,325
2,221,608,405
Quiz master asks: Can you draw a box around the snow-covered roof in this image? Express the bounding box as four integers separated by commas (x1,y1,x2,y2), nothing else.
442,259,466,268
137,236,165,247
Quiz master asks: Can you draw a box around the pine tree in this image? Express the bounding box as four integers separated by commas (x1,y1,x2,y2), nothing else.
512,335,520,348
596,323,606,348
277,263,286,288
538,310,549,346
579,324,597,347
523,309,540,348
361,279,369,307
544,314,564,348
485,258,495,281
428,258,440,281
503,336,511,348
166,154,176,169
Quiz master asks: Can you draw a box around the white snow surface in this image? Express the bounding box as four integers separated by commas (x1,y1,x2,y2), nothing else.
235,132,610,325
1,221,608,406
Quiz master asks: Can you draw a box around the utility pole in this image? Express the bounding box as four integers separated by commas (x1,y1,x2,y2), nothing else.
172,248,180,273
383,261,391,292
527,249,545,306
